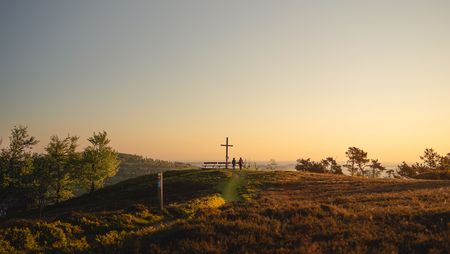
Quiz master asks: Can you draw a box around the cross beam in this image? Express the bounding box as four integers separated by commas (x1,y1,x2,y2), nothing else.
221,137,234,169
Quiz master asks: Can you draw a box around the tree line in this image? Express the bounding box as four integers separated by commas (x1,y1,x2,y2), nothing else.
296,146,450,179
397,148,450,178
0,125,119,215
296,147,386,177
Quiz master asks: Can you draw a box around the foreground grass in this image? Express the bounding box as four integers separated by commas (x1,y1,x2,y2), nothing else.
216,171,245,202
1,170,449,253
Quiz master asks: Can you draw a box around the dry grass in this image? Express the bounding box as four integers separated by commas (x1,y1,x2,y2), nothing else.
144,171,450,254
1,170,449,253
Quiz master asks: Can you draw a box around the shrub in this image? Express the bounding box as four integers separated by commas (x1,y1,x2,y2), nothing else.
295,158,326,173
0,239,16,254
95,230,127,250
1,227,38,251
34,221,88,252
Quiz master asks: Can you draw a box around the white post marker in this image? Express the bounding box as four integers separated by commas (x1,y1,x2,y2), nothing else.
157,172,163,210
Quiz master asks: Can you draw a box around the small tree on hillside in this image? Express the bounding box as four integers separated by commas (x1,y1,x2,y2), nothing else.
420,148,441,171
45,135,80,203
397,149,449,178
81,131,119,193
266,159,277,170
31,154,53,215
344,147,369,176
397,162,416,177
321,157,343,174
368,159,386,178
386,169,395,178
440,153,450,171
295,158,326,173
0,126,38,210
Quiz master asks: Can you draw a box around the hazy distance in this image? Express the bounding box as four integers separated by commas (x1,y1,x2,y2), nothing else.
1,1,449,163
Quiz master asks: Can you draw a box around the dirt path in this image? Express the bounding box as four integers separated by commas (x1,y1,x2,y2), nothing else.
217,171,245,202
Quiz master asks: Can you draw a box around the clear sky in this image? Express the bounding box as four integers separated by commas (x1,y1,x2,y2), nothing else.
1,1,449,163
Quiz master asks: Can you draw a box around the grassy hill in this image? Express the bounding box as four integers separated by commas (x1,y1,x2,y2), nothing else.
1,169,449,253
105,153,193,185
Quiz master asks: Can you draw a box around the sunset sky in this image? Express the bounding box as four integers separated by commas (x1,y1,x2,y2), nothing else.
1,1,449,163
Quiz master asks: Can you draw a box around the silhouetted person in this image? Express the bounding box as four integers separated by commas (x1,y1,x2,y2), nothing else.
239,157,243,170
232,158,236,170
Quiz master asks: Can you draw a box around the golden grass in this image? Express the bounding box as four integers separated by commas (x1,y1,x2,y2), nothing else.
1,170,449,253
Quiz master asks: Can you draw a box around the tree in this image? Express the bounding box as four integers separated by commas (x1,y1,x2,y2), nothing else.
31,154,53,217
439,153,450,171
397,161,416,177
45,135,80,203
266,159,278,170
0,126,38,211
344,147,369,176
295,158,326,173
420,148,441,171
321,157,343,174
397,150,449,179
81,131,119,193
368,159,386,178
386,169,395,178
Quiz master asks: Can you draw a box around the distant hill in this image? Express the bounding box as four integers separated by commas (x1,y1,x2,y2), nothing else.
105,153,194,185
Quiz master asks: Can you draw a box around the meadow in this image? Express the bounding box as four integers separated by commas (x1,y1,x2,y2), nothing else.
0,170,449,253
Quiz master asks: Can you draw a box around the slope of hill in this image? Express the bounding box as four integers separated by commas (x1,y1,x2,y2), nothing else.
105,153,194,185
1,170,449,254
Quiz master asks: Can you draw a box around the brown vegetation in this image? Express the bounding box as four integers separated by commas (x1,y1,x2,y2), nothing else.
1,170,449,253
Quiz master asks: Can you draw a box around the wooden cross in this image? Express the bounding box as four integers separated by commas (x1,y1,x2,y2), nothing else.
221,137,234,169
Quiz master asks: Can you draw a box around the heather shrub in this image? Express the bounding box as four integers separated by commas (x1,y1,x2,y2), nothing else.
95,230,127,251
1,227,38,251
0,239,16,254
33,221,88,252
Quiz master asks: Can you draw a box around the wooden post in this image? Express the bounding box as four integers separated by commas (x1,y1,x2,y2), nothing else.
157,172,163,210
221,137,234,169
225,137,229,168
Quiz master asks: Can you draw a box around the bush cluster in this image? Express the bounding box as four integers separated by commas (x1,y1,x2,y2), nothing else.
398,148,450,179
0,194,226,253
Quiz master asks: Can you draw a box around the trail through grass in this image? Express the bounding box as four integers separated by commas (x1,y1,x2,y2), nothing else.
217,171,245,202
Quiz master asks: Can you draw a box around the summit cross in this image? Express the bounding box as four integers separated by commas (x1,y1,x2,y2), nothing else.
221,137,234,169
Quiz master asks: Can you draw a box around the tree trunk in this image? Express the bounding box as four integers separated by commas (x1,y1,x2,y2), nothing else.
56,182,61,204
90,181,95,194
38,200,43,221
90,164,96,194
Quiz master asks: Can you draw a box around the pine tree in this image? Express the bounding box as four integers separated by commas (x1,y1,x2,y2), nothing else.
344,147,369,176
0,126,38,210
81,131,119,193
45,135,79,203
31,154,53,215
368,159,386,178
420,148,441,171
321,157,343,174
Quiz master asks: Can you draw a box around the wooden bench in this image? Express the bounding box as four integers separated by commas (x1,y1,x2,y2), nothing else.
202,162,230,169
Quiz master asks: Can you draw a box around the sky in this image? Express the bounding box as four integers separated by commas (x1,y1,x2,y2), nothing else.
1,1,450,164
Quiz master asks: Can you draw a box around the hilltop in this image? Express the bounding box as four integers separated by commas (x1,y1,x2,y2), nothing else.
0,169,449,253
